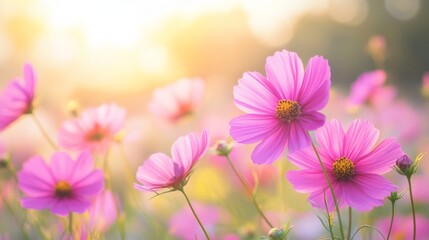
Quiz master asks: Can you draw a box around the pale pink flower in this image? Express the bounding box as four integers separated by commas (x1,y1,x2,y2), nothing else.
58,103,126,153
134,130,209,192
347,70,396,111
230,49,331,164
376,215,429,240
169,203,220,240
149,78,204,122
88,190,119,233
18,151,104,216
286,119,403,211
0,64,35,131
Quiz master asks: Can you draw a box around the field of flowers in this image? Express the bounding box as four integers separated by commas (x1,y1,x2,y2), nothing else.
0,1,428,239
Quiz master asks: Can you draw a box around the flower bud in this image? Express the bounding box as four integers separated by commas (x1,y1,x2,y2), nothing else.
213,140,233,157
396,155,412,173
268,227,286,240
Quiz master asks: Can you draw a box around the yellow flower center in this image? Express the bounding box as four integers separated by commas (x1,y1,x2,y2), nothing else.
54,180,72,198
333,157,355,181
275,100,301,122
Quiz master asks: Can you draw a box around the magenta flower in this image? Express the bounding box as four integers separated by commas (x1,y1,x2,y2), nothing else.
230,49,331,164
0,63,35,131
88,190,119,233
58,103,126,153
18,151,104,216
347,70,396,111
134,130,209,192
169,203,220,240
149,78,204,122
286,119,403,211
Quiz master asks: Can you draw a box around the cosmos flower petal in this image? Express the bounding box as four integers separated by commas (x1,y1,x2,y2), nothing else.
233,72,279,114
288,146,331,170
23,63,36,99
299,56,331,112
251,125,288,164
286,170,327,192
355,138,404,174
265,50,304,100
344,119,379,161
288,122,312,153
69,151,95,183
171,130,209,172
342,175,396,211
21,197,57,210
299,111,326,131
73,170,104,196
50,201,71,216
230,114,280,144
50,152,74,181
315,119,345,160
307,182,344,212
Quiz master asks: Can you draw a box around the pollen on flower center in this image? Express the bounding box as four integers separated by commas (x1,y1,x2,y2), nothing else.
276,100,301,122
54,180,72,198
333,157,355,181
85,124,106,141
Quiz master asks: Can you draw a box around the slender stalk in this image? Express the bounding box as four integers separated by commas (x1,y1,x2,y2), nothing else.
407,176,416,240
386,201,395,240
68,213,73,235
225,155,273,228
347,207,352,240
31,113,58,150
310,142,345,240
323,190,335,240
179,188,211,240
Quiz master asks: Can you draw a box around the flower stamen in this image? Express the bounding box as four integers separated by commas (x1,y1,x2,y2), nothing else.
276,100,301,122
54,180,72,198
333,157,355,181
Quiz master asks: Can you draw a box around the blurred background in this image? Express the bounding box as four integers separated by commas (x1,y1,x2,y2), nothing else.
1,0,429,239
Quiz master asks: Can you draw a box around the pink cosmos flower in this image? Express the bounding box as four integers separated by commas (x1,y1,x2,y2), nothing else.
58,103,126,153
0,63,35,131
149,78,204,122
347,70,396,111
88,190,119,233
230,49,331,164
286,119,403,211
18,151,104,216
134,130,209,192
169,203,220,240
376,215,429,240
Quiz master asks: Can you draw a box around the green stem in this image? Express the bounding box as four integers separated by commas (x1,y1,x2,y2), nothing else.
386,201,395,240
68,213,73,235
179,188,211,240
310,142,345,240
31,113,58,150
323,190,335,240
347,207,352,240
407,177,416,240
225,155,273,228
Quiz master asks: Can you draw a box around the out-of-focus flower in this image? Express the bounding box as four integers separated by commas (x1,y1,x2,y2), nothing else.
168,203,220,240
230,49,331,164
88,190,119,233
212,139,234,157
367,35,386,66
58,103,126,153
376,215,429,239
347,70,396,112
149,78,204,122
286,119,403,211
422,72,429,98
134,130,209,192
0,63,35,131
18,151,104,216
